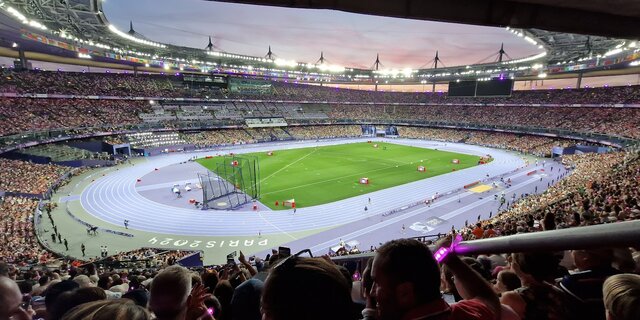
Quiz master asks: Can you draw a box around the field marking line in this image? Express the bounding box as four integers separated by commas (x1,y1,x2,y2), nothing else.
260,148,319,183
260,155,474,196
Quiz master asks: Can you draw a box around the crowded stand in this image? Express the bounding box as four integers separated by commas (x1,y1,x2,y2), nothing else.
243,128,291,141
463,131,578,157
399,126,470,142
273,80,640,104
328,104,640,139
0,159,70,195
0,153,639,320
2,70,640,320
81,248,166,265
82,248,197,269
400,127,582,157
19,145,106,162
2,70,640,105
0,72,640,138
0,196,54,266
0,98,150,136
287,125,363,140
125,132,186,149
181,129,257,147
0,71,195,98
15,100,632,141
459,151,639,240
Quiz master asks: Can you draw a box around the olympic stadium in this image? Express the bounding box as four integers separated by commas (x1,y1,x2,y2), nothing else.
0,1,639,318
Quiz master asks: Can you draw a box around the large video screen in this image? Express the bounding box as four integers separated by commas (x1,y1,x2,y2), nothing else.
476,79,513,96
447,81,476,97
448,79,513,97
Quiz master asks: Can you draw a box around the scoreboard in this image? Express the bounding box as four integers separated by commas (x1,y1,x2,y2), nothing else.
448,79,513,97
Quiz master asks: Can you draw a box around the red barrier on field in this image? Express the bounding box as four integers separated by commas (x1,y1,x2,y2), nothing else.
527,170,537,176
464,181,480,189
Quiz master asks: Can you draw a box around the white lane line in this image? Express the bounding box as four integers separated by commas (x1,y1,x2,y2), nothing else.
77,139,529,236
309,175,541,254
256,212,298,240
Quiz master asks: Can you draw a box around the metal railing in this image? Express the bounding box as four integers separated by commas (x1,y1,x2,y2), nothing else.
330,220,640,264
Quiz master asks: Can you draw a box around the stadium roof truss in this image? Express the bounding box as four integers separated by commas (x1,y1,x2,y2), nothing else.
0,0,638,82
3,0,216,60
5,0,107,42
519,29,625,65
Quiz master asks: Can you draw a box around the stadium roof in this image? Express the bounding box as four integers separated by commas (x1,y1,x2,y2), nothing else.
517,29,625,65
3,0,630,67
207,0,640,39
0,0,638,82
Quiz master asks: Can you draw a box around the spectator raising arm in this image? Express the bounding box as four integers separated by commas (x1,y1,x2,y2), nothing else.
438,238,502,320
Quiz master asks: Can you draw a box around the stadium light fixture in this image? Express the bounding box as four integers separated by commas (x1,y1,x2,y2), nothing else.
317,64,345,73
5,6,47,30
402,68,414,77
504,51,547,64
274,58,297,68
108,24,166,48
604,48,623,57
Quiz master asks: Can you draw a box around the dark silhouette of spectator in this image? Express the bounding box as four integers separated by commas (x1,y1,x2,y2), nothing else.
60,299,150,320
231,278,263,320
371,238,499,320
261,256,353,320
0,276,31,320
558,248,620,320
501,252,573,320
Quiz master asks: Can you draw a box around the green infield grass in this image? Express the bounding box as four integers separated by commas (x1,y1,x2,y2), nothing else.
196,142,480,209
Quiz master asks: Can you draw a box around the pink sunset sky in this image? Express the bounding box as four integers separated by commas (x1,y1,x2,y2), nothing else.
103,0,543,69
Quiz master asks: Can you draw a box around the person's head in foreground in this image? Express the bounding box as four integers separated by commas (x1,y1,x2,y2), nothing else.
602,273,640,320
370,239,442,320
371,238,498,320
148,265,192,320
61,299,150,320
0,276,30,320
261,255,353,320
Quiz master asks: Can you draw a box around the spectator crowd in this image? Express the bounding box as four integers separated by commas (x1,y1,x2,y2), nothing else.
1,70,640,320
400,127,582,157
0,98,150,137
459,152,640,241
0,159,70,195
1,70,640,140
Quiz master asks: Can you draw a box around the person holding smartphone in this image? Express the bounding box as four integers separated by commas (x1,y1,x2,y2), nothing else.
0,276,33,320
